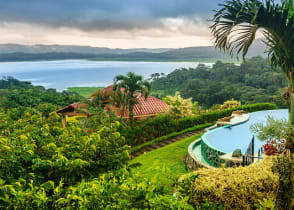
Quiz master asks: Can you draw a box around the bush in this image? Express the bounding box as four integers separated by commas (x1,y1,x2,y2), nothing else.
0,168,193,209
0,109,130,186
122,103,277,145
177,157,278,209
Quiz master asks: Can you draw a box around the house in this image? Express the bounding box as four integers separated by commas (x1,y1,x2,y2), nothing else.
56,85,168,127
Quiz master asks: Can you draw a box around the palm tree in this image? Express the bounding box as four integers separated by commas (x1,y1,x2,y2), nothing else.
211,0,294,124
109,88,129,118
113,72,151,126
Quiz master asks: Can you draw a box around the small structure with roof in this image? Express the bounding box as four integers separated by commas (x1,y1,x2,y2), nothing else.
56,85,169,127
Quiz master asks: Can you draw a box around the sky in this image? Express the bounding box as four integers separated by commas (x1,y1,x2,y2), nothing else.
0,0,219,48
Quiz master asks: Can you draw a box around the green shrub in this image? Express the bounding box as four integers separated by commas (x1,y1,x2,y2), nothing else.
0,169,193,209
0,109,130,186
178,157,278,209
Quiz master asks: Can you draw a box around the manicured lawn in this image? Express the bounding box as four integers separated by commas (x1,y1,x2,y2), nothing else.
67,87,103,97
130,133,202,191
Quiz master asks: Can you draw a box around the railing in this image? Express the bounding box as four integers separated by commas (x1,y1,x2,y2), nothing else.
242,136,264,166
242,136,254,166
258,146,264,160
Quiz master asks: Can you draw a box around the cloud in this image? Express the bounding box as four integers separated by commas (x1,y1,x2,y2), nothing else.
0,0,217,32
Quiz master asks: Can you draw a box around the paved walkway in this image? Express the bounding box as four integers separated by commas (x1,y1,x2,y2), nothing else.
131,130,203,159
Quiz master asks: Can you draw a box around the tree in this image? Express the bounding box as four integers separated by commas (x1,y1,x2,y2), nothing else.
192,101,201,115
211,0,294,124
163,92,193,119
113,72,151,126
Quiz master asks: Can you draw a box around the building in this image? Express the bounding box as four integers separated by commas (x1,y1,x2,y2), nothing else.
56,85,168,127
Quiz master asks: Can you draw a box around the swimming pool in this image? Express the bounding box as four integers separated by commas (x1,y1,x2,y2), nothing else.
195,109,288,167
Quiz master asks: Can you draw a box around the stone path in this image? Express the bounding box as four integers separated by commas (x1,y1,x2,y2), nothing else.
131,130,203,159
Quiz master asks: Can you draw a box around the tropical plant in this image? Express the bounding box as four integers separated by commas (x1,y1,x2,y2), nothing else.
113,72,151,126
109,88,129,118
250,116,288,141
89,89,111,109
211,0,294,124
192,101,201,115
272,150,294,209
164,92,193,119
220,98,240,109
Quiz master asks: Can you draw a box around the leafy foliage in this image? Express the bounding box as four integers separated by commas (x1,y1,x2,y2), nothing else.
178,157,278,209
113,72,151,126
272,151,294,209
250,116,288,141
152,57,287,108
0,109,130,186
164,92,193,119
0,77,83,110
211,0,294,124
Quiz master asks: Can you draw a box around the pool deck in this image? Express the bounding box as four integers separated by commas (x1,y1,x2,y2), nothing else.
217,112,249,126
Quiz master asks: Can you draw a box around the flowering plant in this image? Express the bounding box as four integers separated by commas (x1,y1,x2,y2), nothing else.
263,139,285,156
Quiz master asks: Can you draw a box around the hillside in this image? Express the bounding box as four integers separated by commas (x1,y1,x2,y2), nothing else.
0,40,266,62
151,56,287,108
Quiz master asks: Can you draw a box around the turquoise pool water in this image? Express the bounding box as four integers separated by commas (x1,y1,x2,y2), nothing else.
202,109,288,154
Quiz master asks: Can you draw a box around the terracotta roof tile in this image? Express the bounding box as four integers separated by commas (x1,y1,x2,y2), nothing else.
132,95,168,116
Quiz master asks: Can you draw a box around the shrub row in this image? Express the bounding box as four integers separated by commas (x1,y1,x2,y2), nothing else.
121,103,278,145
130,123,213,153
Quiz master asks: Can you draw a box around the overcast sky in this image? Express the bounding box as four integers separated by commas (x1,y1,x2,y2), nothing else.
0,0,220,48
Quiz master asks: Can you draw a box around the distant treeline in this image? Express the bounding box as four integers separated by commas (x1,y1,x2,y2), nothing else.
0,76,83,110
151,56,288,109
0,52,99,62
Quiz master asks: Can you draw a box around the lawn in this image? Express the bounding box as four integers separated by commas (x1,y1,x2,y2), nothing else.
130,133,202,191
67,87,104,97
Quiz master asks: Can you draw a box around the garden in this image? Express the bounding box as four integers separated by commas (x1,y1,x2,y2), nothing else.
1,0,294,209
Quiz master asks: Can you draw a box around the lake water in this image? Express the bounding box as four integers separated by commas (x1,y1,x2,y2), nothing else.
0,60,213,90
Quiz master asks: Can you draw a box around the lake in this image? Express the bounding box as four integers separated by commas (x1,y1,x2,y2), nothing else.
0,60,213,90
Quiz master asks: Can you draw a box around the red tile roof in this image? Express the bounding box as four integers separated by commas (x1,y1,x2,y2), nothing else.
132,94,168,116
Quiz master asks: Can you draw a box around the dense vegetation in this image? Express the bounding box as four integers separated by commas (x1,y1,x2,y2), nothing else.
0,69,289,208
151,57,287,108
0,108,194,209
0,77,83,110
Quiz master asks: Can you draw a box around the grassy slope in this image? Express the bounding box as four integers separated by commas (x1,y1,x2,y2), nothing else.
130,133,202,191
67,87,103,98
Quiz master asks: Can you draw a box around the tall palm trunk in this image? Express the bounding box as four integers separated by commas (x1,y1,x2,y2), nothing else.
290,92,294,125
129,105,134,128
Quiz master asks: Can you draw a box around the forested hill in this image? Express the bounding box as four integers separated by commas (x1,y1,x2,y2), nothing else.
0,40,266,62
151,57,287,109
0,77,83,110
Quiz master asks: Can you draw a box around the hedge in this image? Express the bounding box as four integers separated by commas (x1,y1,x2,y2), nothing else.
130,123,213,153
121,103,278,146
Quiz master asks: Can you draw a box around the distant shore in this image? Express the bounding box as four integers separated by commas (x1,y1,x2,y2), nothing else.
0,58,237,63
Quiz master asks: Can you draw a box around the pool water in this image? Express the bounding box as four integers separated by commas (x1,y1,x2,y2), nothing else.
202,109,288,154
192,109,288,166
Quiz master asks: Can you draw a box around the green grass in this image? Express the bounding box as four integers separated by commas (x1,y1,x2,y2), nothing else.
67,87,103,97
130,133,203,191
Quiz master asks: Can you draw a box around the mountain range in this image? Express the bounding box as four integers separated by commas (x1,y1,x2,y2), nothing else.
0,39,267,62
